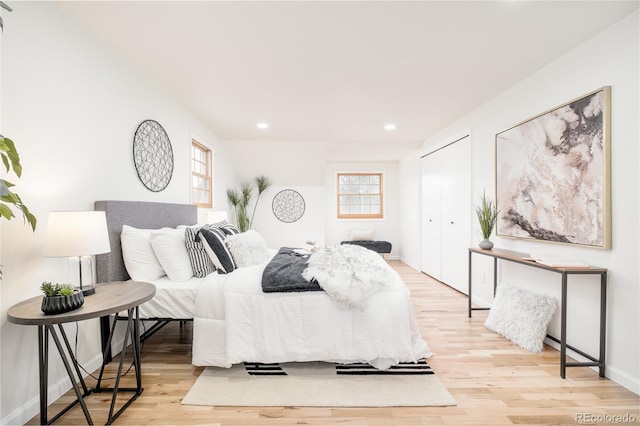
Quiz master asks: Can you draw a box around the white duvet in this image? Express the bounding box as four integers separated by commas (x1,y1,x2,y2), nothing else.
192,255,432,369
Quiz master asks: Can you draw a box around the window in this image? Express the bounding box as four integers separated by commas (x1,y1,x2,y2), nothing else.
191,140,212,208
337,173,383,219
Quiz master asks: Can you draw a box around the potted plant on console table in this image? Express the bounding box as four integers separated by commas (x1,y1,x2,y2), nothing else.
475,191,500,250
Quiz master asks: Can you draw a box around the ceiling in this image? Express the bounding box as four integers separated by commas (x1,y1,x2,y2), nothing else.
55,1,637,159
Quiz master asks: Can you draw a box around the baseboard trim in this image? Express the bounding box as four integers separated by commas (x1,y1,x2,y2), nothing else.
543,338,640,396
399,257,419,270
1,352,105,426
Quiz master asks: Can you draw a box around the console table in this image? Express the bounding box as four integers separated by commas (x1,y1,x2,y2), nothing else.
468,247,607,379
7,281,155,425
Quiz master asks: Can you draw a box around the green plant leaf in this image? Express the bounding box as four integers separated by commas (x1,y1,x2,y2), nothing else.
1,186,19,203
250,175,272,228
19,203,37,231
1,153,9,173
0,2,14,12
0,1,12,31
0,183,37,231
1,179,13,196
0,203,15,220
58,284,75,296
0,135,36,231
0,136,22,177
240,182,252,206
255,175,272,194
226,188,240,206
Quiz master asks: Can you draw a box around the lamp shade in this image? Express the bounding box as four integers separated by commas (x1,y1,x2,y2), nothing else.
44,211,111,257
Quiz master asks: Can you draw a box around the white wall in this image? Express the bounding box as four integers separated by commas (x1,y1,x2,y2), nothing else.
253,185,326,249
0,3,235,424
2,5,637,425
225,141,402,257
400,11,639,393
325,162,401,258
224,140,328,248
398,153,421,268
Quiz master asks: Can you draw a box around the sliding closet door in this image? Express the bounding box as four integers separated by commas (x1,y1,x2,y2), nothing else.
439,136,471,293
420,136,471,294
420,153,442,281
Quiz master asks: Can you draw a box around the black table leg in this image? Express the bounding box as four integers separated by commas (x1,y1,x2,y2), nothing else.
38,326,48,426
493,258,497,296
599,272,607,377
93,307,144,425
47,325,94,425
468,250,472,317
58,324,90,395
560,272,568,379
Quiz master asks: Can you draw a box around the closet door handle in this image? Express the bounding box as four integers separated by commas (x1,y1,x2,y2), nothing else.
450,221,455,224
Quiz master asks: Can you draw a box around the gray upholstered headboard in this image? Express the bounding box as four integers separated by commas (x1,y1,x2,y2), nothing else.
94,200,198,283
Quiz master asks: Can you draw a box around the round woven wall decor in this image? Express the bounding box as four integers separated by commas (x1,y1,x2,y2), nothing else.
133,119,174,192
272,189,305,223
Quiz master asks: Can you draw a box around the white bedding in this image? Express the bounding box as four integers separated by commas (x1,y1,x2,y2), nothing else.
136,275,205,319
192,256,431,369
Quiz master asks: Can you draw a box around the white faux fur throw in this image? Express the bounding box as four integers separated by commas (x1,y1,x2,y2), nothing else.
302,244,392,310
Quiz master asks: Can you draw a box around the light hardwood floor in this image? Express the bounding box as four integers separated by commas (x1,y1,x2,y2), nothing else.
29,261,640,425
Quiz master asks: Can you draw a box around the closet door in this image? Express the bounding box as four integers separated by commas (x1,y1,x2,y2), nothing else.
420,136,471,293
420,153,442,280
439,136,471,293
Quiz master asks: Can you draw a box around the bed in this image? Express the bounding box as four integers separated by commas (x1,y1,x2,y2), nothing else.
95,200,431,369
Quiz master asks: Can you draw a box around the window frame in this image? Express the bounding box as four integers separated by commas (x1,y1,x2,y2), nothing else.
191,139,213,208
336,172,384,219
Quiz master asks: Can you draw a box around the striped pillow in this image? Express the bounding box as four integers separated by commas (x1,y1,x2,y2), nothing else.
184,220,228,278
184,225,217,277
215,220,240,236
199,227,236,274
222,223,240,235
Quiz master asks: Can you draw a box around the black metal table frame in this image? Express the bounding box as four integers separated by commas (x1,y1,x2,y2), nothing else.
468,248,607,379
37,306,143,425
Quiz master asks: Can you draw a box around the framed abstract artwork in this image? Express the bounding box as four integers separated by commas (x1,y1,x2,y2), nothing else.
495,86,611,249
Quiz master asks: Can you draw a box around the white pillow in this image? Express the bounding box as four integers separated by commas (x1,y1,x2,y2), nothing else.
484,285,558,352
224,230,270,268
150,228,194,281
121,225,166,282
350,229,375,241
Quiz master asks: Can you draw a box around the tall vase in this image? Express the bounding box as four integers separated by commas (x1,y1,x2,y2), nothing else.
479,238,494,250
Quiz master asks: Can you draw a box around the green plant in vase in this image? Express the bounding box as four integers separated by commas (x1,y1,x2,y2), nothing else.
227,175,272,232
40,281,84,315
41,281,73,297
474,191,500,250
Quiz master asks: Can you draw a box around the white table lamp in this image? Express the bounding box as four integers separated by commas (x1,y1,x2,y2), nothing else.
44,211,111,296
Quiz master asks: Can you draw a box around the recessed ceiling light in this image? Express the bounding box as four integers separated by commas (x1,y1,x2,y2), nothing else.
384,123,396,131
257,122,269,129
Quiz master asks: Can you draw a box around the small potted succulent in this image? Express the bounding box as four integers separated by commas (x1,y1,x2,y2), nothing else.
40,282,84,315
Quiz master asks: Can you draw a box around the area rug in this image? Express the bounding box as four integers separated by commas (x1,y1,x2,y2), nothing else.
182,360,456,407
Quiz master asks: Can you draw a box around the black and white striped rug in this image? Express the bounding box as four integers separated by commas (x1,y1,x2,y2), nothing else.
183,360,455,407
244,359,434,376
